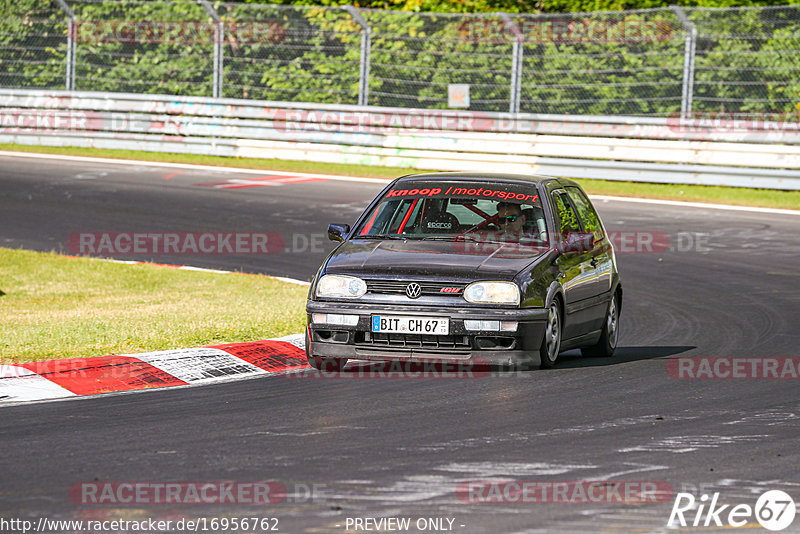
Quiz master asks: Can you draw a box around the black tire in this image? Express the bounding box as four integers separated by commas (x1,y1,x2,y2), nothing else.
539,300,562,369
309,357,349,372
581,292,620,358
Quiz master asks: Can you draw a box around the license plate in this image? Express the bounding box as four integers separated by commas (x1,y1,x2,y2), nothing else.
371,315,449,335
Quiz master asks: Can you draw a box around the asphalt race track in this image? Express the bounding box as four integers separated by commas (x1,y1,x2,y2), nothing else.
2,153,800,533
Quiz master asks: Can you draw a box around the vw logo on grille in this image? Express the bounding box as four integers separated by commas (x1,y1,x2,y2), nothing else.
405,283,422,299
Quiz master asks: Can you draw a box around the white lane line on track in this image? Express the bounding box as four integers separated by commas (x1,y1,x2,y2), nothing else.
2,149,797,215
0,150,391,184
173,265,236,274
271,275,312,287
591,194,800,216
98,258,311,286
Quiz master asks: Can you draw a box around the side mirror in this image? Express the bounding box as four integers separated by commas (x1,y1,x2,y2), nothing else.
328,223,351,242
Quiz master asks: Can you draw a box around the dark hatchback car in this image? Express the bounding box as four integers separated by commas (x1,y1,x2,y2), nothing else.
305,173,622,370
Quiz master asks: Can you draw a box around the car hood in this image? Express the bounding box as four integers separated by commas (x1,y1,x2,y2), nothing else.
323,239,546,279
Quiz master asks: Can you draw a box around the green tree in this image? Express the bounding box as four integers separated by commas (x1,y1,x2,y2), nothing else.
0,0,67,89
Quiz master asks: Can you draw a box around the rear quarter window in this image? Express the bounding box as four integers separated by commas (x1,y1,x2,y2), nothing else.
552,191,581,239
566,187,605,241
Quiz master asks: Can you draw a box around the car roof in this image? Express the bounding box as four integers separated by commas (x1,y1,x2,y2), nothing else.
394,172,578,188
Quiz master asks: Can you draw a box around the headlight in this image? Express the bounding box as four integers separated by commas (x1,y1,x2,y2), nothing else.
463,281,520,305
316,274,367,298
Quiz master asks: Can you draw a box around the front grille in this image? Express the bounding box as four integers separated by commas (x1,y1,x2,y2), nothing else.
366,280,465,297
355,332,470,350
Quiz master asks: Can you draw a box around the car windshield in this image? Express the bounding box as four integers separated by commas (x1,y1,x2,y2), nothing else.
355,181,549,249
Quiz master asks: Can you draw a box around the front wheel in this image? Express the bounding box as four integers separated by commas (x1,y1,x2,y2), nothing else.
539,301,562,369
581,293,619,358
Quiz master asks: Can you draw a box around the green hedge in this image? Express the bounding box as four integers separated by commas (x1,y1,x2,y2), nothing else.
2,1,800,116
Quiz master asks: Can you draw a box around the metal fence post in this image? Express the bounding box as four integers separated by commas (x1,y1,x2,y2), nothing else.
197,0,223,99
671,5,696,119
54,0,76,91
499,13,523,114
215,21,224,98
344,5,371,107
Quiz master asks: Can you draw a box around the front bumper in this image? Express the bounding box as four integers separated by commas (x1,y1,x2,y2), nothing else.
306,300,549,368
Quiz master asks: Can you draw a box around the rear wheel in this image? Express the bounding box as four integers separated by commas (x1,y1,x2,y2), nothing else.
581,292,619,358
539,301,562,369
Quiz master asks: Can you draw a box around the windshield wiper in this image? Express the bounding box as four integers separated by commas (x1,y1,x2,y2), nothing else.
420,234,477,241
356,234,407,240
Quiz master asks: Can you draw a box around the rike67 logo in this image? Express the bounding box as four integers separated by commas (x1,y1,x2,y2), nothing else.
669,490,796,531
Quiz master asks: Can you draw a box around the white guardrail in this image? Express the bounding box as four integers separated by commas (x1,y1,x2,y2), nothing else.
2,88,800,190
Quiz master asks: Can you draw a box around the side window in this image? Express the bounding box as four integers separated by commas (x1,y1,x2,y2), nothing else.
552,191,581,239
566,187,604,241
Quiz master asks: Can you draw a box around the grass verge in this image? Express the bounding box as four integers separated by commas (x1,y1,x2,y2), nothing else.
2,143,799,210
0,248,307,363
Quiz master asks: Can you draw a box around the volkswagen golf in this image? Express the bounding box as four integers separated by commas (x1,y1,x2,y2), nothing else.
305,173,622,370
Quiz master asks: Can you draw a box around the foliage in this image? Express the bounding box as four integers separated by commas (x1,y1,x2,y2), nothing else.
0,0,67,89
239,0,800,13
2,1,800,115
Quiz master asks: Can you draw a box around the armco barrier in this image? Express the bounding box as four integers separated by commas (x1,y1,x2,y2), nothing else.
2,89,800,190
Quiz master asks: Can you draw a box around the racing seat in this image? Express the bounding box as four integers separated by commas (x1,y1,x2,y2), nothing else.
422,206,460,234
